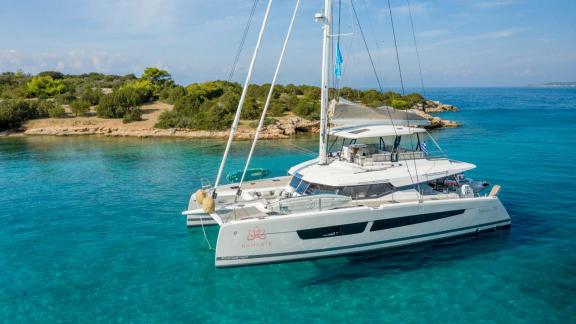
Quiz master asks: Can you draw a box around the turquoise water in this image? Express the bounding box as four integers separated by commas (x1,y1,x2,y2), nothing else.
1,88,575,323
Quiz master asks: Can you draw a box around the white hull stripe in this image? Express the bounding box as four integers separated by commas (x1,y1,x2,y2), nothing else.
216,220,510,261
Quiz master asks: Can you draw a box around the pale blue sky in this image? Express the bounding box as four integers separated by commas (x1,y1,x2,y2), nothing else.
0,0,574,87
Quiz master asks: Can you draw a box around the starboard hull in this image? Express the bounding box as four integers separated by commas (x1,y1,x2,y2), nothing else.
214,196,510,267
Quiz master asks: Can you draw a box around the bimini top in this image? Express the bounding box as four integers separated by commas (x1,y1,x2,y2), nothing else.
328,98,431,127
329,125,427,139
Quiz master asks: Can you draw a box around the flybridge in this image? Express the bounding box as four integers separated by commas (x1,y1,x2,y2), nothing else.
329,125,427,139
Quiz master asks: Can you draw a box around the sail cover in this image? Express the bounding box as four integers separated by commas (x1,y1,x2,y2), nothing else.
328,98,430,127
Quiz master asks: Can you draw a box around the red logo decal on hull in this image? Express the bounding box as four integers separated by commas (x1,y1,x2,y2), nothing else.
246,226,267,240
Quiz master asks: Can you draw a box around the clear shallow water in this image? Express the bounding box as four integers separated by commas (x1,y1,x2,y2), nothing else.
1,87,575,323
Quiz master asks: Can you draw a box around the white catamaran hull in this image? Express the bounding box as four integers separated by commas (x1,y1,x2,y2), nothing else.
214,196,510,267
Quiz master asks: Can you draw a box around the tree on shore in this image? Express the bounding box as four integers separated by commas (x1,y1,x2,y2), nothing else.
142,67,172,86
27,76,66,98
70,100,91,117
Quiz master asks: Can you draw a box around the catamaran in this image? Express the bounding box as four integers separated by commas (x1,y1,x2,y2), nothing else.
182,0,511,267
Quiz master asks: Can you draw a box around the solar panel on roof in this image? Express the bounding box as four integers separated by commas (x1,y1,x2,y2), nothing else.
348,128,369,134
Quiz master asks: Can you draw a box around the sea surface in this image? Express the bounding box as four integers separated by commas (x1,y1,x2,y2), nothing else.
1,87,575,323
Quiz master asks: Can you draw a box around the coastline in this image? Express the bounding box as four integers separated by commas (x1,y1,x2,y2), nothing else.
1,100,460,139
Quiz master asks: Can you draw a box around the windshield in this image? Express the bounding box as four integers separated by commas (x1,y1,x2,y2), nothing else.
289,173,311,194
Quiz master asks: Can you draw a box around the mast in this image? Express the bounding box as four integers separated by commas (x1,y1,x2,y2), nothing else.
317,0,332,165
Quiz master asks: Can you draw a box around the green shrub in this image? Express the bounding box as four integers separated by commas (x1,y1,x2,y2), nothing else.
293,99,320,120
161,86,187,104
96,93,126,118
47,104,66,118
403,93,425,106
186,81,225,100
173,94,204,114
1,86,31,99
118,80,154,105
122,108,142,123
268,100,287,117
55,93,77,105
240,97,261,120
80,87,102,105
0,100,39,130
70,100,91,116
391,99,410,110
96,81,153,119
33,100,65,118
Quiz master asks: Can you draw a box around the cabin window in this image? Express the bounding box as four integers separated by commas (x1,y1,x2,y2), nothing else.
366,183,394,198
370,209,466,231
339,183,394,199
293,180,395,199
306,183,339,195
341,185,369,199
297,222,368,240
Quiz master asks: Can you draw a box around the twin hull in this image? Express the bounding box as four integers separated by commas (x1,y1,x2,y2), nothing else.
215,197,510,267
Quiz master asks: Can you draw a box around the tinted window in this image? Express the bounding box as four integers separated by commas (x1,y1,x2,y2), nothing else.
371,209,465,232
367,183,394,198
341,185,370,199
306,183,339,195
339,183,394,199
297,222,368,240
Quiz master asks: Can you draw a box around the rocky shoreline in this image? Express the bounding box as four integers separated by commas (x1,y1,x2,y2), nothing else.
414,100,460,128
1,100,460,139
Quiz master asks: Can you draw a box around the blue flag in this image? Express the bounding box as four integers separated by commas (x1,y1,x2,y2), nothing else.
335,42,343,78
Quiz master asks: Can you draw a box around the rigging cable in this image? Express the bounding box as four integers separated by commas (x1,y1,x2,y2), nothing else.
350,0,383,92
213,0,274,193
226,0,260,82
350,0,420,194
406,0,426,100
386,0,405,95
238,0,301,193
393,0,423,199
